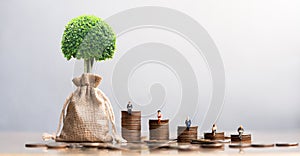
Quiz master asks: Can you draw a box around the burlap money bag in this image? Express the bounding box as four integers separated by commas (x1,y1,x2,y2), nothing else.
55,73,124,143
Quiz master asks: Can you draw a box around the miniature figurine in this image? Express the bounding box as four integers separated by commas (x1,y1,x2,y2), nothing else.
237,125,244,139
157,110,162,124
127,101,133,115
185,116,191,130
212,124,217,136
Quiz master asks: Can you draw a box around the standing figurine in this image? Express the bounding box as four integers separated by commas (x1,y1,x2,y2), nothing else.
157,110,162,124
185,116,191,130
127,101,133,115
237,125,244,140
212,124,217,136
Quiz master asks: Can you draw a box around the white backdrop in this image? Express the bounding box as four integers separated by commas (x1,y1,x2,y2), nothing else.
1,0,300,135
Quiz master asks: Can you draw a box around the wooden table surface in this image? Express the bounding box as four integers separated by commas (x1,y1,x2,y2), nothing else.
1,130,300,155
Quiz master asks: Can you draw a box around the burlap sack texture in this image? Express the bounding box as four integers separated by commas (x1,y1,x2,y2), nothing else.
55,73,124,143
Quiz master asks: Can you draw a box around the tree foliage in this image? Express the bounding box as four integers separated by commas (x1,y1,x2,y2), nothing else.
61,15,116,62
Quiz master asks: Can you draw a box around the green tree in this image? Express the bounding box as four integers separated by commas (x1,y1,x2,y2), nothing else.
61,15,116,73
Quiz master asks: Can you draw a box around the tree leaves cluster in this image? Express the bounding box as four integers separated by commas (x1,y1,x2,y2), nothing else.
61,15,116,62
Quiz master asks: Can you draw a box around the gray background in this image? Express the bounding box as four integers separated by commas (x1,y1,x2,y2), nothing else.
1,0,300,134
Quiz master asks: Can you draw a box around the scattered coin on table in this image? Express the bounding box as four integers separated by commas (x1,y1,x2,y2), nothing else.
275,142,299,147
81,143,107,148
200,143,224,148
46,142,69,149
229,144,251,148
251,143,275,148
25,143,47,148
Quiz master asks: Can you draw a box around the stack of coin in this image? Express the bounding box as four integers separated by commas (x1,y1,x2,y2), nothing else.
177,126,198,143
121,111,141,142
204,132,225,140
149,119,169,140
231,134,251,143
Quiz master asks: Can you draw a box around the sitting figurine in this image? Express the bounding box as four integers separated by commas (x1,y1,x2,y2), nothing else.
237,125,244,140
157,110,162,124
185,116,191,130
127,101,133,115
212,124,217,136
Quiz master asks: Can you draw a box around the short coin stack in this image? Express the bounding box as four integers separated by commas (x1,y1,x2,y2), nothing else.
231,134,251,143
149,119,169,140
204,132,225,140
121,111,141,142
177,126,198,143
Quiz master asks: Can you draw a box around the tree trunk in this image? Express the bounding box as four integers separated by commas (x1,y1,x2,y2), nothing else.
84,58,94,73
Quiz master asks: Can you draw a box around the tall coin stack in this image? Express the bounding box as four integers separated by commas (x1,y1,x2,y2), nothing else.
121,111,141,142
177,126,198,143
149,119,169,140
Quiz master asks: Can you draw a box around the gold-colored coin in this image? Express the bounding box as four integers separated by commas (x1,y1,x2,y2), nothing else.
229,144,251,148
251,143,274,148
25,143,47,148
47,142,69,149
275,142,298,147
200,143,224,148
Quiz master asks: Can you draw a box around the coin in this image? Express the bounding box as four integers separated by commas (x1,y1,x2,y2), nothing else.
106,144,126,150
150,137,169,140
177,126,198,132
121,111,141,116
121,125,141,130
122,120,141,125
191,139,215,144
178,136,197,139
149,125,169,130
229,144,251,148
68,143,83,148
275,142,299,147
200,143,224,148
25,143,47,148
47,142,69,149
122,129,141,132
122,133,141,137
225,136,231,139
251,143,274,148
216,139,231,143
149,119,169,125
178,145,199,151
121,116,141,119
178,132,198,135
81,143,107,148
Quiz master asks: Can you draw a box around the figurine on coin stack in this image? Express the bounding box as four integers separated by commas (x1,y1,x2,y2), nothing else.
185,116,191,130
177,117,197,143
204,123,224,140
121,110,141,142
230,125,251,143
238,125,244,139
212,124,217,136
127,101,133,115
149,111,169,141
157,110,162,124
